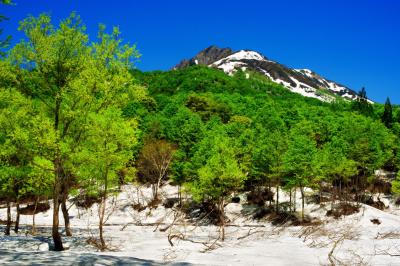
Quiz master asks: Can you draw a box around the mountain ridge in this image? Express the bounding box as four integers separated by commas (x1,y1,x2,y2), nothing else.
174,46,364,103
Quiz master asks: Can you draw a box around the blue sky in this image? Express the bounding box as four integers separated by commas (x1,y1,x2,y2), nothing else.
2,0,400,104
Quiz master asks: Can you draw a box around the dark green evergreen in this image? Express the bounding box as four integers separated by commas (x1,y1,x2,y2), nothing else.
352,87,374,116
382,97,393,128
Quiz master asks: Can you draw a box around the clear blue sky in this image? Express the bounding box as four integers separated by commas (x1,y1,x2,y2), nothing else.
2,0,400,104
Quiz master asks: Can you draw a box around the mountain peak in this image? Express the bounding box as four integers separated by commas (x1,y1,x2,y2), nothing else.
174,46,233,69
174,46,364,103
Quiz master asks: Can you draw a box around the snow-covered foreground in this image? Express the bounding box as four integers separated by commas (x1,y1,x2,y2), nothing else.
1,185,400,265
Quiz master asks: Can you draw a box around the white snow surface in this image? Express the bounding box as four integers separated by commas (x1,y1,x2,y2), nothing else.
1,184,400,265
215,61,246,75
221,50,266,62
211,50,269,76
208,51,374,104
211,55,337,102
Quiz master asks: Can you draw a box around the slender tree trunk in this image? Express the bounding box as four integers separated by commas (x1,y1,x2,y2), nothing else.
331,184,335,211
219,198,225,241
268,182,272,207
52,156,64,251
52,98,64,251
300,187,305,221
289,189,292,213
5,200,11,235
99,168,109,250
32,196,39,235
61,172,72,237
155,174,163,201
99,196,106,249
61,198,72,236
319,181,322,205
275,185,279,213
360,173,366,207
178,185,182,206
293,188,297,212
355,176,359,205
61,196,72,236
151,184,156,201
14,200,20,233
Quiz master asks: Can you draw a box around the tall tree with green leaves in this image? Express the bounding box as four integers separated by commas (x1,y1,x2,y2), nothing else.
25,157,54,234
283,121,317,220
252,129,287,212
188,134,246,241
312,138,357,205
10,13,142,250
73,108,137,249
0,87,54,234
0,89,28,235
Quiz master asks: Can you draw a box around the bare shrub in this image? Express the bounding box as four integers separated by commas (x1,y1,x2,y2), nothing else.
246,188,274,206
326,203,359,219
20,202,50,215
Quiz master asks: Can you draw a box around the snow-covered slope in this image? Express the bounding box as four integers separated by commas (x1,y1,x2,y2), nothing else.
175,46,368,103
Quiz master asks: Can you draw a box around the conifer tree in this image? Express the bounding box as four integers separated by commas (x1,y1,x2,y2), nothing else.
381,97,393,128
352,87,373,116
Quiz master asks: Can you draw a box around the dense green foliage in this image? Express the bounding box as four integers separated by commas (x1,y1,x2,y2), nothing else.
1,13,142,248
0,0,12,57
130,65,400,220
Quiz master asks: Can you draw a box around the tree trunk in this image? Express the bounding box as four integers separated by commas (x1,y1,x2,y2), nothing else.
319,181,322,205
268,182,272,207
219,199,225,241
275,185,279,213
154,175,163,201
293,188,297,212
52,156,64,251
300,187,305,221
289,189,292,213
99,168,109,250
52,98,64,251
331,184,335,211
14,200,20,233
32,196,39,235
99,196,106,249
61,196,72,236
52,198,63,251
355,175,359,205
151,184,157,201
5,200,11,235
178,185,182,206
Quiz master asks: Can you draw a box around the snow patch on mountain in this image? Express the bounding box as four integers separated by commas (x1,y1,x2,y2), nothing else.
216,61,246,74
224,50,266,61
257,68,333,102
175,46,372,103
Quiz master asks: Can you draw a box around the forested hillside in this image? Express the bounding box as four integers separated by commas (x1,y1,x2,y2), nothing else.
129,65,400,221
2,12,400,262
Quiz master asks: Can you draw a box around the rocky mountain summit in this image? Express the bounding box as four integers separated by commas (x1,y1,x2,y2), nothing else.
175,46,363,102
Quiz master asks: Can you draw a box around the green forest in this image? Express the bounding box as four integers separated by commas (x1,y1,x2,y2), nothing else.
1,12,400,252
